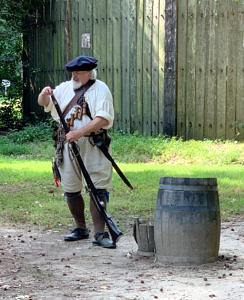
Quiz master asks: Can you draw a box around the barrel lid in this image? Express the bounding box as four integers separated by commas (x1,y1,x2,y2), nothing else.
159,177,217,186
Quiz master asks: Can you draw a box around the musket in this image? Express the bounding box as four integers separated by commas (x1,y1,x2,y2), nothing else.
94,140,133,190
86,107,133,190
50,93,123,245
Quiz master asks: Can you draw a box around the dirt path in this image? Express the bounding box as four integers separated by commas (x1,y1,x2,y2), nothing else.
0,218,243,300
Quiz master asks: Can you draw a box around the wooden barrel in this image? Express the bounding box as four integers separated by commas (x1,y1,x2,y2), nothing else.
154,177,221,265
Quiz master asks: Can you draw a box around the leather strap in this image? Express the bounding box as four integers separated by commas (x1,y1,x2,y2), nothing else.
62,79,95,118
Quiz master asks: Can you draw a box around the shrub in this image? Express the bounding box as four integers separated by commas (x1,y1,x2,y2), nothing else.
0,142,30,156
8,122,52,144
0,97,23,130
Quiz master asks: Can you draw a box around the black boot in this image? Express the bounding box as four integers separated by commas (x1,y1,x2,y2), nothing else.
92,232,116,249
64,192,89,241
64,228,89,241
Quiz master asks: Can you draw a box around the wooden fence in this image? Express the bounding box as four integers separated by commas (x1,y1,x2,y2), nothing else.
23,0,244,140
23,0,165,136
177,0,244,141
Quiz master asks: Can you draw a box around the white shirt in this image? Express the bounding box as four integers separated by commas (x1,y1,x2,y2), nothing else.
44,79,114,130
43,79,114,191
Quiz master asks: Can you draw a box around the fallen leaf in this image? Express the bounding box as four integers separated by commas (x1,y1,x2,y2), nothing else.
16,296,31,300
99,285,108,290
1,285,10,290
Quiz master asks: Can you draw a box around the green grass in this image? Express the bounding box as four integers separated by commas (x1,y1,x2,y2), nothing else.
0,158,243,230
111,133,244,164
0,128,243,230
1,131,244,165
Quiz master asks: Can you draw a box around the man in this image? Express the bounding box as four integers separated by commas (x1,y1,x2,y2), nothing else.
38,55,115,248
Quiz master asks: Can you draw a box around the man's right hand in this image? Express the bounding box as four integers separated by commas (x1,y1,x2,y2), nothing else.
38,86,54,107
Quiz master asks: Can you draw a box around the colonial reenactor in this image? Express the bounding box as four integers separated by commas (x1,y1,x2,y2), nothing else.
38,56,116,248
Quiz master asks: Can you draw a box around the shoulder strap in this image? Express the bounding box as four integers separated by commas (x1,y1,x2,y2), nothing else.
86,104,93,120
62,79,95,118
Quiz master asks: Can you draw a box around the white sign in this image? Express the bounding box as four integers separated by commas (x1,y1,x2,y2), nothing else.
81,33,91,48
2,79,10,88
2,79,11,96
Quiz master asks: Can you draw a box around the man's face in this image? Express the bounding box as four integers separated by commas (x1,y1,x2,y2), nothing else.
72,71,91,89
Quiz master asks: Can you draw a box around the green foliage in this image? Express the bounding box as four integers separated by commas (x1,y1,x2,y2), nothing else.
1,128,244,166
0,1,48,31
8,122,52,144
0,97,23,129
0,136,30,155
0,25,22,99
111,132,167,162
110,132,244,165
0,0,48,114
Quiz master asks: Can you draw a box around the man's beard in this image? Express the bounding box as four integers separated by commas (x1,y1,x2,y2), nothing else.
72,79,82,90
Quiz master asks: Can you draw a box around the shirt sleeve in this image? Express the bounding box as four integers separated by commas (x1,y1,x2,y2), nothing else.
92,82,114,129
43,95,53,113
43,90,60,122
43,82,69,122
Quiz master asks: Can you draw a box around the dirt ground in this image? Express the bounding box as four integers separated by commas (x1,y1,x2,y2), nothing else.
0,217,243,300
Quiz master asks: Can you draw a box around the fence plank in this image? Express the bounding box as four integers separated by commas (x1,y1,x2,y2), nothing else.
65,0,72,62
216,0,228,140
52,0,59,85
235,10,244,140
158,0,165,136
136,0,144,134
204,0,217,139
226,1,237,140
163,0,177,137
93,1,100,63
177,0,187,139
106,0,113,94
121,0,130,133
112,0,122,131
194,0,208,140
78,0,92,57
151,0,159,135
143,0,153,135
185,0,197,139
60,0,66,82
129,0,137,133
101,0,107,83
70,0,79,59
93,0,107,83
45,4,54,86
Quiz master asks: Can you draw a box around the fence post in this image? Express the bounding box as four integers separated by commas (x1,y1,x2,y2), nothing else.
163,0,177,137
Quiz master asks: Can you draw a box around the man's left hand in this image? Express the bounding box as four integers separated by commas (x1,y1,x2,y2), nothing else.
66,130,82,143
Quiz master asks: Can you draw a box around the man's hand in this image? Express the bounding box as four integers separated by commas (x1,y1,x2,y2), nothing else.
66,130,82,143
38,86,54,107
66,116,109,143
40,86,53,96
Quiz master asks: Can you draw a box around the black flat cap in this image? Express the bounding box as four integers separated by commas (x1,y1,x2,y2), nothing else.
65,55,98,72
